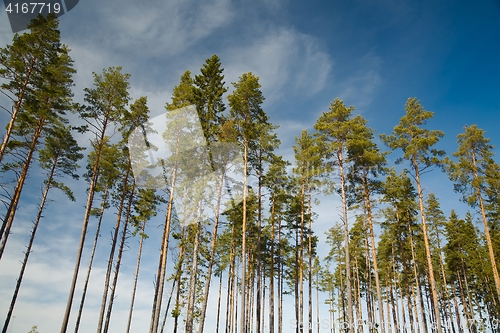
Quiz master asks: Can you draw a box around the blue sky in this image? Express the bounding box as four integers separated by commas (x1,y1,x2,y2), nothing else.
0,0,499,332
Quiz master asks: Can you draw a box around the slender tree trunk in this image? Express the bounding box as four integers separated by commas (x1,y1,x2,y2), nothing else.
185,221,201,333
354,258,362,333
125,215,147,333
338,149,353,332
60,112,109,333
316,268,320,333
150,159,178,333
256,153,263,333
295,220,300,333
452,287,463,333
299,180,305,333
278,222,283,333
269,194,276,333
216,272,223,333
435,230,455,333
159,278,177,333
240,141,248,333
391,243,401,333
307,183,313,333
102,181,135,333
407,217,428,333
462,262,477,332
418,281,429,333
173,224,187,333
75,185,109,333
226,223,236,333
457,273,473,332
197,167,226,333
261,271,266,333
1,156,55,333
0,115,44,259
362,174,385,332
412,158,442,333
97,161,132,333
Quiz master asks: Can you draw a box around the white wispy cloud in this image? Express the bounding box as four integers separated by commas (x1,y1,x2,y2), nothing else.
224,27,332,106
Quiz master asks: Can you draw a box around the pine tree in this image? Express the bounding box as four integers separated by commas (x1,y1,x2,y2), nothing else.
0,15,75,259
150,71,194,332
2,125,83,333
228,72,266,333
314,98,367,331
293,130,322,333
445,124,500,302
380,97,445,333
193,54,227,144
345,116,386,331
60,66,130,333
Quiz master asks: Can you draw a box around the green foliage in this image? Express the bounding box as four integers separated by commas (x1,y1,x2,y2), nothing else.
445,124,499,207
79,66,131,130
193,55,227,142
380,97,445,171
228,72,266,144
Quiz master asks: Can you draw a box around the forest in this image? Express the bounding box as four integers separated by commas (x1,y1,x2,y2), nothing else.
0,15,500,333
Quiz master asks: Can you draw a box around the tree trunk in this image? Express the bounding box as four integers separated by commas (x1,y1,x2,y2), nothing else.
299,179,305,333
1,155,55,333
307,182,313,333
97,161,132,333
412,157,442,333
197,166,226,333
102,180,135,333
150,159,179,333
362,173,385,332
74,185,109,333
338,149,354,332
269,193,276,333
216,272,223,333
125,213,146,333
159,278,177,333
0,115,44,259
60,112,109,333
278,220,283,333
185,221,201,333
256,151,263,333
240,141,248,333
173,224,187,333
407,216,428,333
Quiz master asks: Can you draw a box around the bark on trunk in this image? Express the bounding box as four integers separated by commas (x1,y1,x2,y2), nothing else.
0,115,44,259
102,180,135,333
197,166,226,333
125,214,147,333
338,149,354,332
97,161,132,333
75,185,109,333
412,157,442,333
1,156,55,333
60,111,110,333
